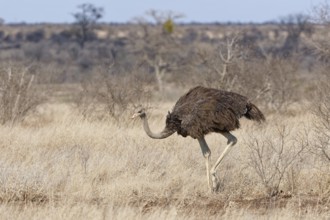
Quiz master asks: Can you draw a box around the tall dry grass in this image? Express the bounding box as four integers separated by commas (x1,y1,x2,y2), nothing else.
0,101,329,219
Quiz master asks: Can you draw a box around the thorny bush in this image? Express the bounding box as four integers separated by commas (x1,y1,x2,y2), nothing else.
245,125,306,197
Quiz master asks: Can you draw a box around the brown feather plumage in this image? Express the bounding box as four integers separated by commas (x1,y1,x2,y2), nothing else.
165,86,265,139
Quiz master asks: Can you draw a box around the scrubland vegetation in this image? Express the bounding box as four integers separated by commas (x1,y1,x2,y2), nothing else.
0,4,330,219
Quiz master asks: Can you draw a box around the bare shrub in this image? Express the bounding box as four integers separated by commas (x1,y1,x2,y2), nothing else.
196,36,243,91
309,2,330,163
77,65,151,123
245,125,306,197
264,57,300,112
188,35,301,112
312,77,330,163
194,37,271,106
0,65,42,125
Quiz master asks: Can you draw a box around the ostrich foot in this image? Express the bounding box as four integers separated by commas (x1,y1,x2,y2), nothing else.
211,172,220,192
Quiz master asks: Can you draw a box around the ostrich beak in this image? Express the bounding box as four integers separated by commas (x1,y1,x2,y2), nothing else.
131,113,139,119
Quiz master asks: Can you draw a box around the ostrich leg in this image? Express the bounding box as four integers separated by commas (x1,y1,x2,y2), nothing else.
198,137,212,191
210,132,237,192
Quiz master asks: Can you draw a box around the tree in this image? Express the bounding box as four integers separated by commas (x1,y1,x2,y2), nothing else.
72,3,104,48
133,10,184,92
310,0,330,60
280,14,313,56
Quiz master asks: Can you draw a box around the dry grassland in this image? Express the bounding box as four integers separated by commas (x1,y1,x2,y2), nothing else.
1,12,330,219
0,101,329,220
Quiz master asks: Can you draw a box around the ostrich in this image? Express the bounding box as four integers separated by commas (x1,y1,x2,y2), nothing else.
132,86,265,192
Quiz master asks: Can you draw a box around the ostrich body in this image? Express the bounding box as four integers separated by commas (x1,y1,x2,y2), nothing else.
132,86,265,192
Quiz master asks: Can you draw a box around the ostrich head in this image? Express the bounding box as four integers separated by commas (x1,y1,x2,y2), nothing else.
131,108,146,119
131,107,175,139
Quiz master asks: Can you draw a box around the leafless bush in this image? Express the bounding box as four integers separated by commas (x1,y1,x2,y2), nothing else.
312,78,330,163
0,65,42,125
309,2,330,163
196,36,243,91
195,37,272,106
264,57,300,112
77,65,151,123
245,125,306,197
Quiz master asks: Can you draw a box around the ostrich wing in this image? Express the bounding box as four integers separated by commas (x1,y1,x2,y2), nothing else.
179,96,244,139
171,86,249,138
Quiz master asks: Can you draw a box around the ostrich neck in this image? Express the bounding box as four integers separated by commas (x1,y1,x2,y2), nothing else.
141,115,174,139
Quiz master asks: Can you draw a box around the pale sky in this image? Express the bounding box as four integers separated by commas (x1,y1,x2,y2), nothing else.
0,0,325,23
